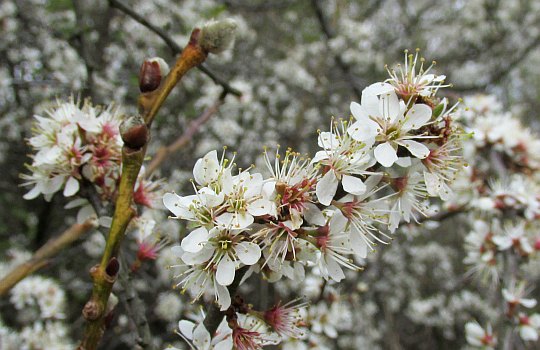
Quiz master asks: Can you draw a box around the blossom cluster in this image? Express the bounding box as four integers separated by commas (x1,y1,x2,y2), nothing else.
21,98,161,215
0,251,73,349
456,95,540,348
164,51,466,348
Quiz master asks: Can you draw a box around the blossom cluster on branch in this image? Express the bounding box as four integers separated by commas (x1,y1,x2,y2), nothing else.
163,51,467,349
454,95,540,348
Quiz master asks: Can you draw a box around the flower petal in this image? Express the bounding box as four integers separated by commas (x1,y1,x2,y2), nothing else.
178,320,196,340
403,103,432,130
216,255,235,286
63,176,80,197
316,169,339,206
181,227,209,253
193,322,211,349
374,142,398,167
342,174,366,195
399,140,430,159
216,282,231,311
236,242,261,265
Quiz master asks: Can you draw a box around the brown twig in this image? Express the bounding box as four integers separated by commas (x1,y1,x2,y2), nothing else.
108,0,242,97
145,92,227,177
79,28,209,350
0,219,97,296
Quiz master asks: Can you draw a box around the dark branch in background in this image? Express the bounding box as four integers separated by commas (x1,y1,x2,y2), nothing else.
117,255,154,350
311,0,363,100
108,0,242,97
0,219,97,296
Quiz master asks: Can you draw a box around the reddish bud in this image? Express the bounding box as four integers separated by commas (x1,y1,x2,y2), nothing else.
139,57,169,93
120,115,148,149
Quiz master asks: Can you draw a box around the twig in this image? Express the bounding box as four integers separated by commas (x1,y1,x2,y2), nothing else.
145,92,226,177
108,0,242,97
0,219,97,296
117,255,155,350
78,28,208,350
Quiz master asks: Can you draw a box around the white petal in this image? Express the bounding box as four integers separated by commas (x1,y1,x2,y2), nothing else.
342,174,366,195
181,246,215,265
424,171,440,197
520,298,537,308
329,210,347,234
395,157,412,167
303,203,326,226
403,103,432,130
318,132,339,149
193,322,211,349
247,199,272,216
363,82,395,96
216,282,231,311
316,170,339,206
178,320,196,339
181,227,209,253
399,140,430,159
236,242,261,265
23,185,42,200
350,228,368,258
77,205,96,224
520,325,538,341
216,255,236,286
193,150,220,186
43,175,65,194
214,337,233,350
63,176,80,197
347,120,378,146
326,256,345,282
216,212,254,230
374,142,398,167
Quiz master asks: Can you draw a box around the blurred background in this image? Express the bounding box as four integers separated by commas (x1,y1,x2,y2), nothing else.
1,0,540,349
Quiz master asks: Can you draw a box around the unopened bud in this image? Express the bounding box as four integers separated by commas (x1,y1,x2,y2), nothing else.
199,18,237,54
120,115,148,149
139,57,169,93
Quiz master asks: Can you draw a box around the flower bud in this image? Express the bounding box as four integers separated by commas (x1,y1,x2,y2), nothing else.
139,57,170,93
120,115,148,149
199,18,238,54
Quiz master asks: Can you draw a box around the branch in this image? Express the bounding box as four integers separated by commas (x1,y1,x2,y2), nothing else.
0,219,97,296
79,27,209,350
108,0,242,97
117,255,154,350
145,92,226,177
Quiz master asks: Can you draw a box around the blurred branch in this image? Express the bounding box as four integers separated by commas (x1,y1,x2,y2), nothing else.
145,92,226,177
108,0,242,97
311,0,364,99
117,255,154,350
0,219,97,297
